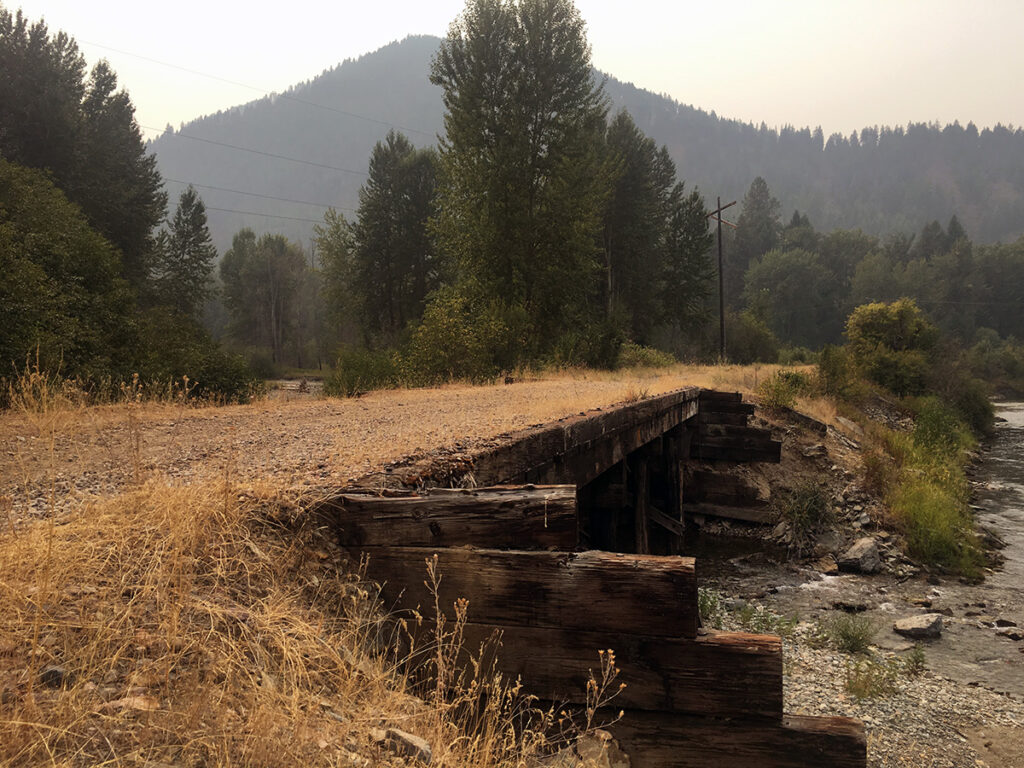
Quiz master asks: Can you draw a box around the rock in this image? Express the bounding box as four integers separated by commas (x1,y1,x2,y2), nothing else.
994,618,1017,628
772,521,790,540
833,600,869,613
39,665,70,689
857,512,871,527
838,537,881,574
576,729,631,768
894,614,944,639
98,695,160,712
802,444,827,458
813,530,843,556
813,555,839,575
996,627,1024,641
836,416,864,435
385,728,432,764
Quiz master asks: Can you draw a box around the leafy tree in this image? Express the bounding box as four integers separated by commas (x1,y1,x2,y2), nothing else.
429,0,610,362
845,298,937,396
152,186,217,319
220,229,308,364
0,157,135,380
743,248,843,348
314,208,358,345
351,131,438,341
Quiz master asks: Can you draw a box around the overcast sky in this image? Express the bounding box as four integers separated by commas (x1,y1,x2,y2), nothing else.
13,0,1024,141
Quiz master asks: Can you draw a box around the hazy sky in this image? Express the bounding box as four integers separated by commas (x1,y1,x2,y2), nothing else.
13,0,1024,141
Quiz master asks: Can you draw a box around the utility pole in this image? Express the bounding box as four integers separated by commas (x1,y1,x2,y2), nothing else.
706,198,737,362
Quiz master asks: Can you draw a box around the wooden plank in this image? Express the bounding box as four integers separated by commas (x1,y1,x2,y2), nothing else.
320,486,578,550
464,626,782,719
699,401,756,416
688,470,763,505
683,502,777,525
698,390,743,403
697,410,749,427
776,405,828,436
633,456,649,554
648,506,686,537
608,711,866,768
692,440,782,464
700,423,774,441
357,548,699,637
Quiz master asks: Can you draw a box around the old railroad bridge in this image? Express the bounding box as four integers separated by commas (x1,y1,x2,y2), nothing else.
316,387,866,768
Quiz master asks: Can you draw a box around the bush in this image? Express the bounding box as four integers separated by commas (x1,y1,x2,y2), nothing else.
550,318,623,370
245,350,280,380
845,656,900,699
845,300,937,397
816,344,860,399
911,397,971,456
401,288,507,385
324,346,400,397
825,613,877,655
617,342,676,370
888,476,979,572
778,346,818,365
757,371,798,411
775,480,832,548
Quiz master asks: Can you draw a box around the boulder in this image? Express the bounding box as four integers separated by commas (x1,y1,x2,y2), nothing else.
385,728,433,764
575,730,631,768
893,614,944,639
838,537,881,574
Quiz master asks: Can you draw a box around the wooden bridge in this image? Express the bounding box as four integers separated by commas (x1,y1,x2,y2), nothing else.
316,388,866,767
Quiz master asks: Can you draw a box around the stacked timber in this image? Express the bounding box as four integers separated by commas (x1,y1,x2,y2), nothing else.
320,485,865,768
693,391,781,464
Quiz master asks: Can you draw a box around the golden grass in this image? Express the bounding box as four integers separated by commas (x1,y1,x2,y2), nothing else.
1,369,632,767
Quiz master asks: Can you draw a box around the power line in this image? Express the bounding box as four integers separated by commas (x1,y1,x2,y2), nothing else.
204,206,328,224
164,177,356,212
83,39,433,138
142,125,369,176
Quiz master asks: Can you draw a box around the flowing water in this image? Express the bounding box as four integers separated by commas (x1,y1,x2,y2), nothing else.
974,402,1024,588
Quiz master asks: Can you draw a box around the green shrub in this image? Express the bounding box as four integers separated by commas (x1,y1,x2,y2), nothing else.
550,318,624,370
816,344,860,399
902,644,926,678
733,603,797,637
245,350,280,380
757,371,798,411
825,613,877,655
401,288,507,385
911,397,971,456
778,346,818,365
697,587,726,630
845,656,900,699
862,450,897,496
776,480,832,547
888,476,979,572
324,346,400,397
617,341,676,369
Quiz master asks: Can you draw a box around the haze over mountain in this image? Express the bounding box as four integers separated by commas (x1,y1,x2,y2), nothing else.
149,35,1024,253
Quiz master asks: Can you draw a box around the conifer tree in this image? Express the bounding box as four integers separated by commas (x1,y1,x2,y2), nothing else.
153,186,217,319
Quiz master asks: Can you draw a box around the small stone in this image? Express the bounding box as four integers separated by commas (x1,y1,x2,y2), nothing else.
996,627,1024,641
576,729,631,768
994,618,1017,628
98,695,160,712
39,665,70,689
803,444,827,458
838,537,881,574
385,728,432,764
813,555,839,575
894,614,944,639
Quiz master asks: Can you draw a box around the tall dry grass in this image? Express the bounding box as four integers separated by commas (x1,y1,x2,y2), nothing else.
0,372,617,767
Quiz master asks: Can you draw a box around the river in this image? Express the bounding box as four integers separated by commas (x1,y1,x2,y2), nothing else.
975,402,1024,589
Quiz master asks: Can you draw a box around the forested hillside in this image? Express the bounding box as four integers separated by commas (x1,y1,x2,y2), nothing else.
150,35,1024,252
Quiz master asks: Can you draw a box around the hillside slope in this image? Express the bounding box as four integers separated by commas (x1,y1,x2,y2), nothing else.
149,35,1024,252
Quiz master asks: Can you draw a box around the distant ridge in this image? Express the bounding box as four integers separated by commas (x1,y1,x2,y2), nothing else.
149,35,1024,252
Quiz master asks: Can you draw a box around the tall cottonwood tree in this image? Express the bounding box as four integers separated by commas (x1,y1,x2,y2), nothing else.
430,0,610,360
728,176,781,307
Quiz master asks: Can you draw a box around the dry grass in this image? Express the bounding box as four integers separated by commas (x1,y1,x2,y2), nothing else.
0,371,631,767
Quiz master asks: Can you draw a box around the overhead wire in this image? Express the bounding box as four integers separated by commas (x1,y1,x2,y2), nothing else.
81,39,434,138
163,177,355,212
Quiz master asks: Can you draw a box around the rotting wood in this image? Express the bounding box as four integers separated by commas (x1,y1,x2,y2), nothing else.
699,423,775,441
682,502,777,525
319,485,577,550
688,470,764,505
357,547,699,637
648,505,687,537
607,710,866,768
698,390,743,403
691,437,782,464
775,405,829,436
697,410,750,426
632,454,650,554
698,400,756,416
462,625,782,719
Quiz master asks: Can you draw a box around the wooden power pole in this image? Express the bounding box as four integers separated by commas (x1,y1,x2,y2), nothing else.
707,198,737,361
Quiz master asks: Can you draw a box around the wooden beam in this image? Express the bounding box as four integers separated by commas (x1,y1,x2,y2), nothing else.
607,711,866,768
683,502,777,525
319,486,577,550
633,456,649,554
648,505,686,537
358,547,699,637
464,626,782,719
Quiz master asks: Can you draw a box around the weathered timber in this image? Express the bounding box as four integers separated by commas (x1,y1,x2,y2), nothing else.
692,436,782,464
320,486,577,550
699,423,775,441
358,547,699,637
648,505,687,537
775,405,829,436
698,390,743,403
608,711,866,768
698,400,756,416
469,388,701,486
697,410,750,427
683,502,777,525
463,626,782,719
633,455,650,554
688,470,764,505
